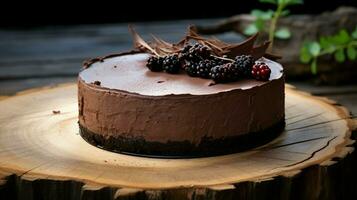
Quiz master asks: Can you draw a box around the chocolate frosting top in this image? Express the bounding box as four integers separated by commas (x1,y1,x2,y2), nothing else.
79,53,283,96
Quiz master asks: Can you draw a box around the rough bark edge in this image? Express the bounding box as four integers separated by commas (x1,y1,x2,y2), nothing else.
0,84,355,200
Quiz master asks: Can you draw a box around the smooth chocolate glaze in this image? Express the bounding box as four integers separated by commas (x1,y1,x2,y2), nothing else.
79,53,283,96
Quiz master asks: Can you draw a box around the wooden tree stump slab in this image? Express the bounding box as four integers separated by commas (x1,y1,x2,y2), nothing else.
0,84,356,200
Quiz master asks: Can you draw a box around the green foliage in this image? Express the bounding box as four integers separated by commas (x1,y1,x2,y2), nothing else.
308,42,321,57
352,27,357,39
244,10,273,35
334,49,345,63
347,46,357,60
244,24,259,36
244,0,303,51
251,9,274,20
300,27,357,74
300,44,312,63
274,28,291,39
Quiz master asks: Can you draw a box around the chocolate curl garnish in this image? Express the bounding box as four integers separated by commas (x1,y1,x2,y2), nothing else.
128,25,280,60
210,36,230,48
128,25,159,56
151,35,181,55
187,26,269,60
264,52,282,60
251,41,270,60
187,26,227,56
174,37,189,48
223,33,259,58
151,35,173,49
187,34,226,56
187,26,228,48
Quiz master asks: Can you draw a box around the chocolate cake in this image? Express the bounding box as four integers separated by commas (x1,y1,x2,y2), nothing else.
78,28,285,157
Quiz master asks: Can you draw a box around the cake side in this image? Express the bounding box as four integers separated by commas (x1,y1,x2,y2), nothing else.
78,76,284,143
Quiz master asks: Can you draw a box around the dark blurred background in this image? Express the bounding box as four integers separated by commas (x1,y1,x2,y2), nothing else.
1,0,357,27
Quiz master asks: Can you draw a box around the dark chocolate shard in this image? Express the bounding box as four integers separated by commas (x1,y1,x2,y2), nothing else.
263,52,282,60
128,25,158,56
223,33,259,58
128,25,278,60
151,35,181,55
251,41,271,60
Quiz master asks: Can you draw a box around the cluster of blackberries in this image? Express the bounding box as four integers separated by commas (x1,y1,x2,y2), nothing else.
209,55,254,83
146,55,181,73
184,59,221,78
146,43,271,83
181,43,211,61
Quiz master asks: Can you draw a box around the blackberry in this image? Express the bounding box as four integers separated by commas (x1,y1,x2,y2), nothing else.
196,60,217,78
209,62,242,83
146,56,163,72
179,44,192,61
234,55,254,78
209,65,231,83
163,54,181,74
211,55,229,66
225,62,240,81
184,62,198,77
182,44,192,54
251,62,271,81
187,43,211,61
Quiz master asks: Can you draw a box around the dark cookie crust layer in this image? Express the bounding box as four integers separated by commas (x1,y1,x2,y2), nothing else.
79,119,285,158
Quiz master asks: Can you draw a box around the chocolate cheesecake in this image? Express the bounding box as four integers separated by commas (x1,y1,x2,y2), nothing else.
78,52,285,157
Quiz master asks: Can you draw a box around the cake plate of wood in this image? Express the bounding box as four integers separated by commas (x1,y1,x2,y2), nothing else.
0,84,356,200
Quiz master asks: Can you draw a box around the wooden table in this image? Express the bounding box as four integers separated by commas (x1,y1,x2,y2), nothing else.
0,20,356,200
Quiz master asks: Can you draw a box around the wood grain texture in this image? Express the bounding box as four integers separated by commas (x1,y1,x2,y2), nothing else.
0,84,355,200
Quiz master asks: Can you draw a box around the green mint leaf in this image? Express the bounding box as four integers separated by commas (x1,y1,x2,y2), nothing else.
265,10,275,19
347,46,357,60
300,51,312,63
334,49,345,63
308,42,320,57
259,0,277,4
319,37,336,53
251,9,264,17
300,43,312,63
274,28,291,39
332,29,350,45
339,29,350,43
311,59,317,75
255,19,265,31
319,37,330,49
352,26,357,39
244,24,259,36
251,9,273,20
